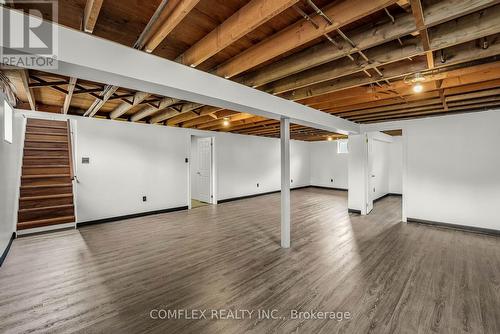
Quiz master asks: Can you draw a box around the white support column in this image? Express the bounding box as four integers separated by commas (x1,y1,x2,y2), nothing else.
280,117,291,248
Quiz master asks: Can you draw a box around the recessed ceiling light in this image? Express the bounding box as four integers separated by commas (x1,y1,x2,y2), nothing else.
327,136,333,141
223,117,230,126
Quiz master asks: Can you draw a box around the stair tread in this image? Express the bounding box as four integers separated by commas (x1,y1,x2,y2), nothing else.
20,193,73,201
26,123,67,128
23,165,70,168
19,204,74,213
21,183,72,189
25,131,67,136
25,139,68,143
24,156,69,159
22,174,71,178
24,147,69,151
17,216,75,230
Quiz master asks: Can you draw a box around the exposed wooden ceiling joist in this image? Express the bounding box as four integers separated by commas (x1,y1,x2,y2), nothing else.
84,85,119,117
5,0,500,140
409,0,434,68
62,77,77,114
238,0,496,89
83,0,104,33
214,0,398,78
19,69,35,111
109,92,151,119
177,0,300,67
151,102,206,125
267,4,500,97
130,97,179,122
238,12,417,88
264,37,423,95
144,0,202,53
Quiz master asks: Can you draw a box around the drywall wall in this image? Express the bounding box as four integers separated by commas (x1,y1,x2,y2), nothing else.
388,136,403,194
309,140,348,189
5,109,405,229
76,117,311,220
216,131,310,200
190,136,199,201
74,116,189,222
0,96,23,258
404,110,500,231
347,134,366,213
11,110,311,222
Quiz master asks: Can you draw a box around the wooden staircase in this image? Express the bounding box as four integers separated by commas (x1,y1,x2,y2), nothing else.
17,118,75,231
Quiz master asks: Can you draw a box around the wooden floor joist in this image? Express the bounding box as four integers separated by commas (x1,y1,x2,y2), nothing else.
4,0,500,139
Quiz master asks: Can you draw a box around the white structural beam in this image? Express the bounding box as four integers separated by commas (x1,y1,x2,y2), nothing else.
0,7,359,135
280,117,291,248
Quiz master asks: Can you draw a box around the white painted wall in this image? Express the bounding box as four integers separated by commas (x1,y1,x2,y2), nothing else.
388,137,403,194
362,109,500,231
309,141,348,189
216,132,310,200
347,135,366,213
190,136,200,201
0,96,23,257
2,108,403,231
404,111,500,230
8,110,312,223
75,117,189,222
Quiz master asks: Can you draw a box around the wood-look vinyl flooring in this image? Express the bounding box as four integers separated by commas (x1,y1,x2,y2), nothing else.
1,188,499,333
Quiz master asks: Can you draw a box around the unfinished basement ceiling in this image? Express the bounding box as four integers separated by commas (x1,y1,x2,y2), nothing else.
3,0,500,140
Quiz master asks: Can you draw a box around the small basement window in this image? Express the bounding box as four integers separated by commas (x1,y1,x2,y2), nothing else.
337,139,348,154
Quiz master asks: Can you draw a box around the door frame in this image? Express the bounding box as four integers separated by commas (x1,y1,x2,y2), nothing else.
187,134,217,209
363,132,394,215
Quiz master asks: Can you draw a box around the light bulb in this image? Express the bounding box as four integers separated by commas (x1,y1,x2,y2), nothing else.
413,83,423,93
327,136,333,141
223,118,230,127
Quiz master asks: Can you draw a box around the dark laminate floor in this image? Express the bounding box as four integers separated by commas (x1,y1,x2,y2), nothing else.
1,188,499,334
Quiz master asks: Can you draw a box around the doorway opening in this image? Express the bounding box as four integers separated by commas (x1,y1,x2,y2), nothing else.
189,135,215,209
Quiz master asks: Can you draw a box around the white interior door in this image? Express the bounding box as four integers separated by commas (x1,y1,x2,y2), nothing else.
196,137,212,203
